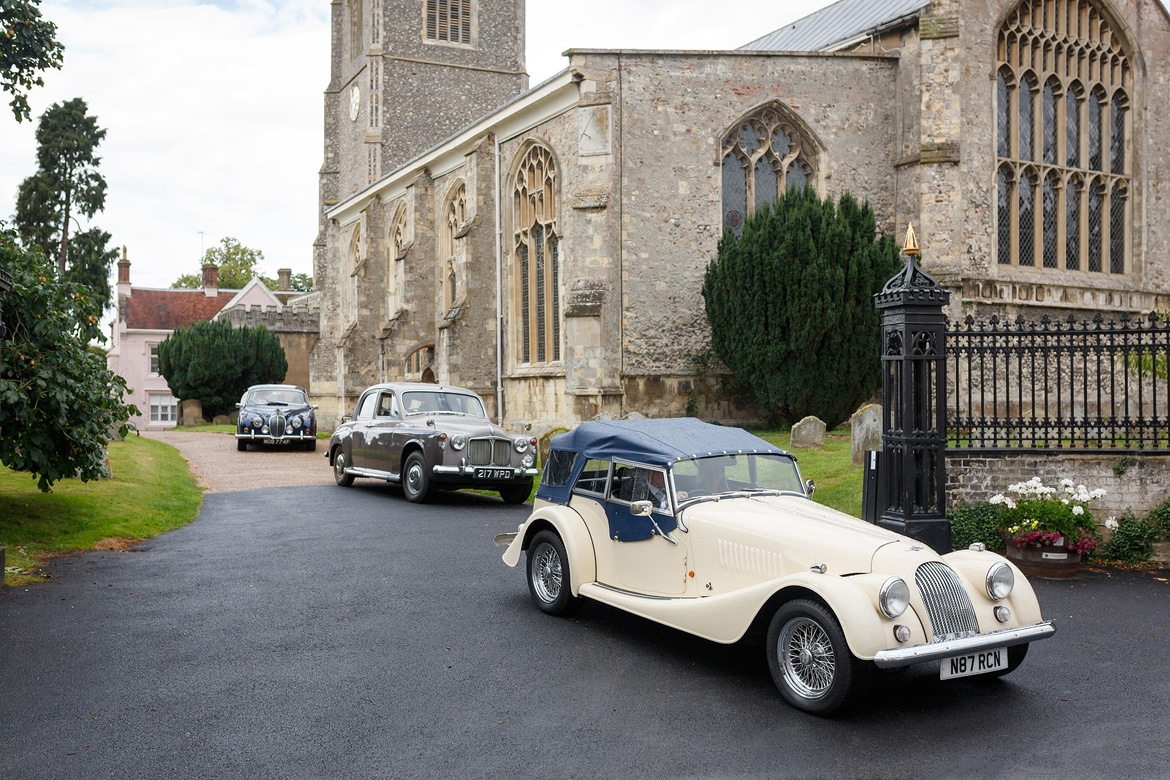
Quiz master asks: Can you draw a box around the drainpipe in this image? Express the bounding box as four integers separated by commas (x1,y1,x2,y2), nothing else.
494,131,504,425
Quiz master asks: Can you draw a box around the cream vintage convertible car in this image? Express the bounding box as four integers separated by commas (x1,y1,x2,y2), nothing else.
499,418,1055,715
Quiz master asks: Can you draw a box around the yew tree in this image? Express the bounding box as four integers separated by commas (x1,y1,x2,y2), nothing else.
157,320,287,419
702,186,900,428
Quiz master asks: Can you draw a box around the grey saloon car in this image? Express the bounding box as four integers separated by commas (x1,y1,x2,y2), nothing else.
326,382,538,504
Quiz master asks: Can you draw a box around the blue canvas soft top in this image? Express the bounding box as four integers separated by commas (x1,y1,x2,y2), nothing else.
536,418,791,505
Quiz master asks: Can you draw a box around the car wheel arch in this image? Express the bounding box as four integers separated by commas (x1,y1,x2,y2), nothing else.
517,510,597,596
751,576,902,662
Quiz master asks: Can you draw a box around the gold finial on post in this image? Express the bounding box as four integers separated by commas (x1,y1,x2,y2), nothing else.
903,223,919,256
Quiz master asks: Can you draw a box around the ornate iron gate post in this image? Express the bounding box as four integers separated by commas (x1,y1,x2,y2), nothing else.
873,226,951,553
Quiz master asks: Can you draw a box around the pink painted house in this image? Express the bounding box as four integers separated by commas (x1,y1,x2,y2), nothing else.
106,249,285,430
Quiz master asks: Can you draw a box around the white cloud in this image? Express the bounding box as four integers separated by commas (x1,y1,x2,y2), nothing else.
0,0,833,301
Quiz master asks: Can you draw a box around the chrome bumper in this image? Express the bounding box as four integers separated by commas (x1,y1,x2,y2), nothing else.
431,465,539,477
872,621,1057,669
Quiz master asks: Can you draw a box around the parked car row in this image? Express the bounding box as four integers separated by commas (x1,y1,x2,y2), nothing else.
235,383,1056,716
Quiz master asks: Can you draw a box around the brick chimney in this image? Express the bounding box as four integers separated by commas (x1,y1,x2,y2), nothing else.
202,263,218,297
277,268,292,291
115,246,132,316
117,246,131,284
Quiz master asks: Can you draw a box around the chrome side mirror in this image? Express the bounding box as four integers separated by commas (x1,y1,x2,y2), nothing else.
629,500,653,516
805,479,816,498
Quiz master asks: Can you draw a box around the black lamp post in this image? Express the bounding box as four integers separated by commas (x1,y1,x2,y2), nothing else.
873,225,952,553
1,266,10,577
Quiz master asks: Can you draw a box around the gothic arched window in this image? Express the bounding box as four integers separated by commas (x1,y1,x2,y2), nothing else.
512,145,560,365
996,0,1130,274
720,105,817,235
441,183,466,312
386,204,407,318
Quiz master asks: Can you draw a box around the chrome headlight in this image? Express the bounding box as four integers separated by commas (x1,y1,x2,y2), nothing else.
291,417,303,430
450,434,466,451
878,577,910,618
986,562,1015,600
251,416,263,428
513,437,529,453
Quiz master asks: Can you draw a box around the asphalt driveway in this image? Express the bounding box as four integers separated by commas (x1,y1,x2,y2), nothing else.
1,441,1169,778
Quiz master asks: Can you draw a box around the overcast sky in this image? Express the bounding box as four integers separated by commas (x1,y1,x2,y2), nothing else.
3,0,991,314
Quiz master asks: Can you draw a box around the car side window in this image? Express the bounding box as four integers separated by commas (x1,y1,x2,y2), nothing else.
572,458,610,496
356,392,378,421
542,450,576,487
609,464,671,512
377,393,398,418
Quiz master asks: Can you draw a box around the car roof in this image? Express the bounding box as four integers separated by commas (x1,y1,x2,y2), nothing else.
551,418,788,465
246,384,306,393
359,382,481,395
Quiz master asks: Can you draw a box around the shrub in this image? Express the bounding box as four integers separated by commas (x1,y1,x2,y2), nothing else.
948,502,1006,552
1145,498,1170,540
1098,514,1159,565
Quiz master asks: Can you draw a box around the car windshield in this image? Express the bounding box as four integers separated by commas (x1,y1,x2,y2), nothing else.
247,388,307,406
401,391,486,417
672,453,803,501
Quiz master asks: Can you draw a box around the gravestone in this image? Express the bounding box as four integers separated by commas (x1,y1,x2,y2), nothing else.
790,416,826,448
850,403,883,465
180,399,203,427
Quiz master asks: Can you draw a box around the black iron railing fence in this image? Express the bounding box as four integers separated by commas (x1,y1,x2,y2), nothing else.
946,312,1170,452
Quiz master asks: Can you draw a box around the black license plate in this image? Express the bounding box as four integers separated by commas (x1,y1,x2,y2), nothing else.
474,468,512,480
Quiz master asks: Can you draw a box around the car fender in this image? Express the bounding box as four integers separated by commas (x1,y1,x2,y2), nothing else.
942,549,1045,625
763,572,924,659
502,506,597,596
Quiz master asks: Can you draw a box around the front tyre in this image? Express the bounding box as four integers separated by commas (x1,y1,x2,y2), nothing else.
526,531,583,616
332,448,354,487
304,438,317,452
767,599,861,716
498,479,533,505
402,451,431,503
237,439,247,452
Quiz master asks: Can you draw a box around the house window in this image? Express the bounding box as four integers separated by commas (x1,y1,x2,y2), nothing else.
512,145,560,365
995,0,1130,274
720,104,817,235
149,344,160,375
149,394,178,423
425,0,472,46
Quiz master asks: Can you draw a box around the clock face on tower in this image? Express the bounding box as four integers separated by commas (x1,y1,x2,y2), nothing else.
350,84,361,122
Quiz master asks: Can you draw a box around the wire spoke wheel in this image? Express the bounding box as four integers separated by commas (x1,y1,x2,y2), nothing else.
531,542,563,603
525,531,582,616
780,617,836,699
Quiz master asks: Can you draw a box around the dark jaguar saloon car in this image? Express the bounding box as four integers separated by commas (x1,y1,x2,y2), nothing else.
236,384,318,451
327,382,538,504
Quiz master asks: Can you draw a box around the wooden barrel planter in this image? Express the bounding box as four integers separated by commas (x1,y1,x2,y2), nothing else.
1002,535,1081,579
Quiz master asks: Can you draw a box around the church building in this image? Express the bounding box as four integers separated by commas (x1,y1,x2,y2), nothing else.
312,0,1170,433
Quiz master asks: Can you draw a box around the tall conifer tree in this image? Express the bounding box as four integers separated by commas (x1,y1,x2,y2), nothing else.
702,186,900,428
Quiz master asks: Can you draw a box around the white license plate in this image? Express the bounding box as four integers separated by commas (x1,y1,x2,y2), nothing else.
474,468,512,480
940,648,1009,680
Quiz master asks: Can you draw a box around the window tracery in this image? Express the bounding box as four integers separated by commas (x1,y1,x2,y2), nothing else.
512,145,560,365
996,0,1130,275
720,106,816,235
442,183,467,313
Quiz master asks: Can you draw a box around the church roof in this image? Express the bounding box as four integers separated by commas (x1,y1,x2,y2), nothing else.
740,0,931,52
124,288,236,330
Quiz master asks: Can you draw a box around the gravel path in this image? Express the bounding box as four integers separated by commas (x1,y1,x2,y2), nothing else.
140,429,335,493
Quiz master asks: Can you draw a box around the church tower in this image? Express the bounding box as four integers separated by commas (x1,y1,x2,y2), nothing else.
321,0,528,209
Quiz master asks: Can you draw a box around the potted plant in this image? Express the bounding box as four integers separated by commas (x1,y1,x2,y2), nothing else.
988,477,1104,578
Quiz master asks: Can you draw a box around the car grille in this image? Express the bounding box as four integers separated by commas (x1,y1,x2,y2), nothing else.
269,414,286,437
468,437,512,466
915,561,979,641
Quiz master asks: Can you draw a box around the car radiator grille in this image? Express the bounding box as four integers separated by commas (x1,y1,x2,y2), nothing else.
468,438,512,466
915,561,979,641
268,414,286,437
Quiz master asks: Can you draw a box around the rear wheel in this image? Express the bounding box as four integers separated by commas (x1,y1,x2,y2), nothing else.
526,531,583,616
332,448,354,486
767,599,862,716
402,451,430,503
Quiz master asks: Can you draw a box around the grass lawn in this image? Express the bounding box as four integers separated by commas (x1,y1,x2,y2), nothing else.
1,435,203,587
754,427,863,518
